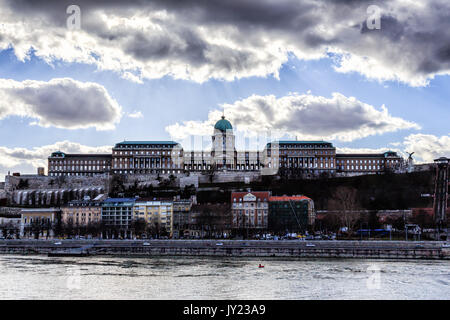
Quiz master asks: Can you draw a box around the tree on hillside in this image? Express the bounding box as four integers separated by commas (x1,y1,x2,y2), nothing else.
181,184,196,199
56,175,67,188
17,179,29,189
109,174,126,197
205,163,217,183
168,174,177,185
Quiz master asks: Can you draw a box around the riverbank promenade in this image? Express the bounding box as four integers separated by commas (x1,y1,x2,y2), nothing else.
0,239,449,259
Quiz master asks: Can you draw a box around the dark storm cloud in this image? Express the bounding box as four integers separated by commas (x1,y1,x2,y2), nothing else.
2,0,450,85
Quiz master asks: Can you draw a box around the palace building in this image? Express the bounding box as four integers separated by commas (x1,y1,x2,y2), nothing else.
48,116,404,178
48,152,112,177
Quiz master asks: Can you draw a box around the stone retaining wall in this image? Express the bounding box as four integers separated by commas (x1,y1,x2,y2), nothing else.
0,240,448,260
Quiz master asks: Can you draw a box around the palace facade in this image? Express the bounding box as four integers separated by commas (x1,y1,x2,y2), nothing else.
48,116,404,177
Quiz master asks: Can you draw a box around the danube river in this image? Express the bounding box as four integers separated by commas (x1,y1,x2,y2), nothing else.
0,255,448,299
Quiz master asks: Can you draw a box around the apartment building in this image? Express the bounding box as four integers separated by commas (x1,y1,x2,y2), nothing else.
101,198,135,238
133,200,174,236
61,199,102,226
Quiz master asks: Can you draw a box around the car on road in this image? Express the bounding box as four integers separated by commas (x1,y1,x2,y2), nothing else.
442,243,450,248
54,241,62,245
216,242,223,246
143,242,151,246
306,243,315,247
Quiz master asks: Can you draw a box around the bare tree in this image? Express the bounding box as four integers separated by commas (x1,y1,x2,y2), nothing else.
194,203,231,238
328,186,361,237
131,218,147,238
204,163,217,183
318,212,341,233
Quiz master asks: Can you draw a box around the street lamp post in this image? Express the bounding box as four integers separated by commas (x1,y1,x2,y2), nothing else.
360,221,362,241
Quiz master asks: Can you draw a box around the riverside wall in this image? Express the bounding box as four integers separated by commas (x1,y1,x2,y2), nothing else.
0,240,449,260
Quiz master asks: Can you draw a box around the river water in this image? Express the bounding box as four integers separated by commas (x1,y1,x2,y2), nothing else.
0,255,448,299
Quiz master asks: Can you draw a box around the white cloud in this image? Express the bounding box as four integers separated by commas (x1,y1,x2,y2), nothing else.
336,147,401,155
402,133,450,163
166,92,419,142
0,78,122,130
1,0,450,86
121,72,144,84
127,111,143,118
337,133,450,164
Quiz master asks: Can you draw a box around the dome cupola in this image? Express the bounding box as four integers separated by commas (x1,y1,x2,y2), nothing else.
214,116,233,132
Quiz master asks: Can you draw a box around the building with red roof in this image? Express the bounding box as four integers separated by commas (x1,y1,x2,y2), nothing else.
231,191,271,234
269,195,315,234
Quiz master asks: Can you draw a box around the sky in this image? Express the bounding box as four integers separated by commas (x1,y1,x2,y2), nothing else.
0,0,449,181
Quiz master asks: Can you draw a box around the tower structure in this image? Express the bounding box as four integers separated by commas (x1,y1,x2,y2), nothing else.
211,116,235,170
433,157,449,237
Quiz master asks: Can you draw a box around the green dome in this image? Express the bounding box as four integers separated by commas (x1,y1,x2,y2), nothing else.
214,116,233,131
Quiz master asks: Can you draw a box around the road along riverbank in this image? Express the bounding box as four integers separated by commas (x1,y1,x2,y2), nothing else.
0,240,449,259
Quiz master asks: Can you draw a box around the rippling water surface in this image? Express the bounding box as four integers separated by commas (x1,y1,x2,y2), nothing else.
0,255,448,299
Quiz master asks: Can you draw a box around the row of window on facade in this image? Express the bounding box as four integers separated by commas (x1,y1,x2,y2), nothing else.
113,170,181,174
49,172,104,176
115,163,180,169
338,165,383,171
234,209,269,215
281,150,334,155
50,165,109,171
23,217,52,224
49,160,110,165
276,144,332,149
114,150,179,155
115,144,175,149
336,159,397,164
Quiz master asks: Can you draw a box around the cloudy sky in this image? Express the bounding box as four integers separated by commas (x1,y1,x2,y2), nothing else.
0,0,449,180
